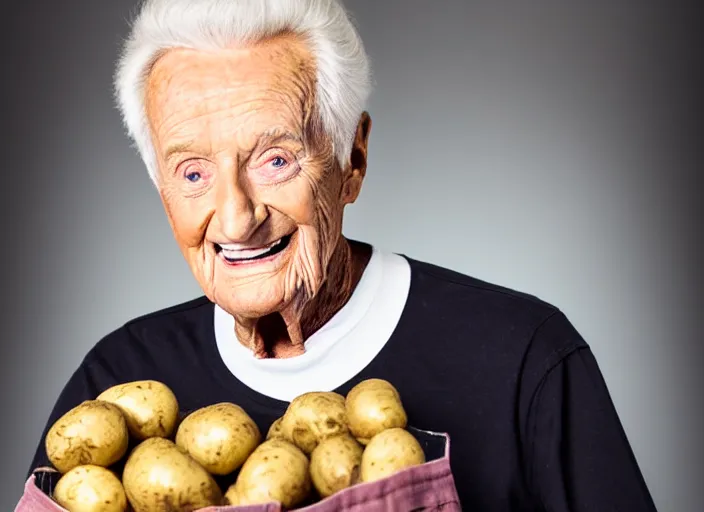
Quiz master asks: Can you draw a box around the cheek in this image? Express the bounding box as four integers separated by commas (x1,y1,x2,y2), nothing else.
267,165,344,224
291,170,345,264
260,178,319,225
309,171,345,242
160,187,210,248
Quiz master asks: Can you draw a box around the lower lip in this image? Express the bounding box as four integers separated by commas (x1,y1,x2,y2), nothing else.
218,236,293,268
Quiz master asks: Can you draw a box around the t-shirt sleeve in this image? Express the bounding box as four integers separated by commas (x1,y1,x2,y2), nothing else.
523,314,658,511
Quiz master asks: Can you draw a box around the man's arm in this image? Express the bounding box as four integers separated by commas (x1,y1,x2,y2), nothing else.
523,330,657,510
25,323,141,479
26,358,120,478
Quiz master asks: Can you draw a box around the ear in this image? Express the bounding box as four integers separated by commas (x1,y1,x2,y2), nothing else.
341,111,372,205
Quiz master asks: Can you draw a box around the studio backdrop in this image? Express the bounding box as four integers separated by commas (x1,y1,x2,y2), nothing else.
1,1,701,511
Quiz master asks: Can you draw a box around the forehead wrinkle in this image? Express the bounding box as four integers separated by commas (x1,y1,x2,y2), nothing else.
182,82,311,128
147,35,320,164
150,41,317,111
163,95,305,153
157,78,307,131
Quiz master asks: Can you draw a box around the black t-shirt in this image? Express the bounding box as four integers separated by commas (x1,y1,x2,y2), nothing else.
28,256,658,511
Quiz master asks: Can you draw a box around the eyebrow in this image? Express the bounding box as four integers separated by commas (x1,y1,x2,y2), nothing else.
253,129,303,150
164,142,196,162
162,129,303,165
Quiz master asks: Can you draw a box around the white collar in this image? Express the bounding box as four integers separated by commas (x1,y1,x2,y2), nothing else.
213,247,411,401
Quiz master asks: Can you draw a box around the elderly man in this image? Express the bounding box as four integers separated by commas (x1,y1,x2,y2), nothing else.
21,0,657,510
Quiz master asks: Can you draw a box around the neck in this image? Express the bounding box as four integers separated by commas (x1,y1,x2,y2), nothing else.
234,238,372,359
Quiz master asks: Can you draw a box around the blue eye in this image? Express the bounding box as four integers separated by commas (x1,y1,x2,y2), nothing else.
271,157,287,168
185,171,201,183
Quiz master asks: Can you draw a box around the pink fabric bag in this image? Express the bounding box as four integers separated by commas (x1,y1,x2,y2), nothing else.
16,430,461,512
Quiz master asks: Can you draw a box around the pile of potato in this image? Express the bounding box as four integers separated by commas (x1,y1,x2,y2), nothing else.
45,378,426,511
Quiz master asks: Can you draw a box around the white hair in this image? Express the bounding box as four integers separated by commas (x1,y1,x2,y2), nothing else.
114,0,372,185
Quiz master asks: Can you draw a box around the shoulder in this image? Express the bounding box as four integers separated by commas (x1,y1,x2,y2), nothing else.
404,255,558,321
83,296,214,368
122,295,214,337
401,255,588,363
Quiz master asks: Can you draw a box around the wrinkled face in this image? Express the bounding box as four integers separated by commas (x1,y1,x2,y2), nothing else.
145,35,360,318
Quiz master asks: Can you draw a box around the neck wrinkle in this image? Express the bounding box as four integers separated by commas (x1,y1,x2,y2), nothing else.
300,237,361,340
232,237,371,359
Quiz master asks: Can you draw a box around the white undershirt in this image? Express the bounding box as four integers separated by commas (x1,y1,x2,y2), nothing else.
213,247,411,402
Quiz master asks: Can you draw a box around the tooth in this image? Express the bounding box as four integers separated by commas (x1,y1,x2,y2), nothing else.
220,238,281,252
222,247,270,260
218,236,288,261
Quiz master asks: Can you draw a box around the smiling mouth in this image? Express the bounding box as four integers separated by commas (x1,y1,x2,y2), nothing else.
215,233,293,264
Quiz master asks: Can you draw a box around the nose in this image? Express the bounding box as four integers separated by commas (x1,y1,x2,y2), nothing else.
215,171,265,242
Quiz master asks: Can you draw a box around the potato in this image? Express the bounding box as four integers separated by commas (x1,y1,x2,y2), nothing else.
122,437,222,511
266,417,285,440
346,379,407,444
360,428,425,483
46,401,129,474
223,488,241,506
53,465,127,512
225,439,311,509
97,380,179,440
281,392,348,454
175,402,261,475
310,434,363,498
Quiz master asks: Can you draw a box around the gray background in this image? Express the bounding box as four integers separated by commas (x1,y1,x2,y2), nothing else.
1,1,701,510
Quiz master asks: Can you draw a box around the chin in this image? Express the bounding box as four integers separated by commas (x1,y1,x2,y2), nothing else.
213,281,293,319
204,229,328,318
